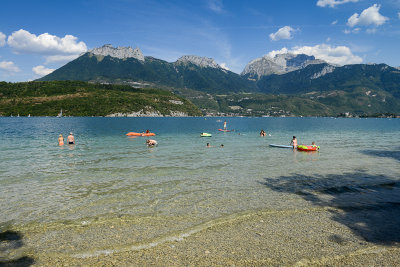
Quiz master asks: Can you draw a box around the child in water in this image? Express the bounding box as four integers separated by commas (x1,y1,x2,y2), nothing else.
311,141,319,149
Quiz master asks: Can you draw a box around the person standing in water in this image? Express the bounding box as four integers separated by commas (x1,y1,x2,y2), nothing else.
223,121,227,130
290,136,298,149
67,132,75,145
58,134,64,146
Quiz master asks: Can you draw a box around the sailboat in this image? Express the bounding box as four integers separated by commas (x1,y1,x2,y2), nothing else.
57,109,63,117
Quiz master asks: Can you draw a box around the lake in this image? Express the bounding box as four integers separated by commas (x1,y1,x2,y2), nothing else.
1,117,399,263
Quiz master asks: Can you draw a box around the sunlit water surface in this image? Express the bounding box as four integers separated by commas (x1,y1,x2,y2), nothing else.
1,117,399,256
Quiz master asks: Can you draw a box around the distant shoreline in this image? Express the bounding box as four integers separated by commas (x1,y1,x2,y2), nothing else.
1,115,399,118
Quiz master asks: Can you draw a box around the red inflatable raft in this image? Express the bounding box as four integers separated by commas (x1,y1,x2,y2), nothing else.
297,144,319,151
126,132,156,137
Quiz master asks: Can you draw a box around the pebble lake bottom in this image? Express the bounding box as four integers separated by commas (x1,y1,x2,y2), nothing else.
1,117,400,266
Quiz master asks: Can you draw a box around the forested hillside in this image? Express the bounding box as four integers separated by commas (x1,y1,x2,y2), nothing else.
0,81,202,117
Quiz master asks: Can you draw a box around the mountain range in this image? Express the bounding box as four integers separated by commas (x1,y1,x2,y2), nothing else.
39,45,256,94
241,53,326,80
37,44,400,116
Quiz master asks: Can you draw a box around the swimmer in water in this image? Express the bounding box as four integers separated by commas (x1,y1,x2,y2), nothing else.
146,139,157,147
58,134,64,146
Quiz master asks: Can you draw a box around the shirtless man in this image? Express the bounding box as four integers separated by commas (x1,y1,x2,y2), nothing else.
67,132,75,144
146,139,157,147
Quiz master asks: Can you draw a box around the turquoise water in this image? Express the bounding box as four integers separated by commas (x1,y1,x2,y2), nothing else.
1,117,400,257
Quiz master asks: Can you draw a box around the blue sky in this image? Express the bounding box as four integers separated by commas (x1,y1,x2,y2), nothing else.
1,0,400,82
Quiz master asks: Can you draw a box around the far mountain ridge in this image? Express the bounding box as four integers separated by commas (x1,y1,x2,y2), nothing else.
36,44,400,116
88,45,224,70
241,53,327,80
89,44,145,61
175,55,222,69
79,44,398,79
39,49,257,94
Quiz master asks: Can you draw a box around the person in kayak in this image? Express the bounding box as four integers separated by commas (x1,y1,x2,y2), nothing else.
290,136,298,149
311,141,319,149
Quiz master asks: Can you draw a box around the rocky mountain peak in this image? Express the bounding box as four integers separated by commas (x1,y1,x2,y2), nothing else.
89,44,144,61
241,53,326,79
175,55,220,69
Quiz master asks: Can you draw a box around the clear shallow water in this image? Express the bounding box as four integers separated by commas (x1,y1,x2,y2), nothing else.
1,117,400,256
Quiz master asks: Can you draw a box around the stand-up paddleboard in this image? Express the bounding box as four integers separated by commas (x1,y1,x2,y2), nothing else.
218,129,232,132
269,144,293,149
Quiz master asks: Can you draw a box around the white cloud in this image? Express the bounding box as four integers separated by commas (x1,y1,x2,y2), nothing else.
344,27,361,34
366,28,377,34
0,32,6,47
267,44,362,65
269,26,296,41
32,65,55,76
7,29,87,55
0,61,20,73
207,0,225,14
267,48,289,58
220,63,230,70
347,4,389,27
398,12,400,19
317,0,359,8
331,20,338,25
